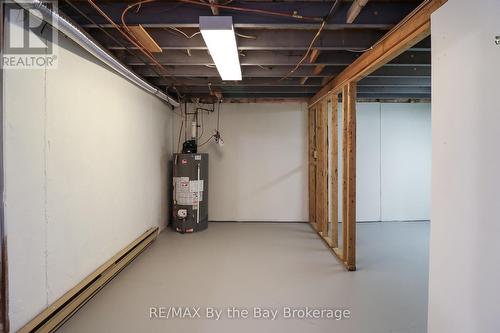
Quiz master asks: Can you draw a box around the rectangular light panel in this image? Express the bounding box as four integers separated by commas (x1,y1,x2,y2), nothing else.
199,16,242,81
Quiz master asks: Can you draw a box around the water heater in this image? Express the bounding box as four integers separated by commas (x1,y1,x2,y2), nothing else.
172,153,209,233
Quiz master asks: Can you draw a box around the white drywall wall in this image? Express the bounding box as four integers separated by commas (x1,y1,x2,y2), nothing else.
4,33,174,331
381,103,431,221
355,103,382,221
428,1,500,332
175,103,309,221
175,102,430,223
334,102,430,222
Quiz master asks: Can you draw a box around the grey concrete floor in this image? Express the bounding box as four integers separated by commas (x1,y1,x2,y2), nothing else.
58,222,430,333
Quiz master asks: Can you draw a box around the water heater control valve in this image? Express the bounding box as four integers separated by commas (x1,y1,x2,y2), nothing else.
177,209,188,219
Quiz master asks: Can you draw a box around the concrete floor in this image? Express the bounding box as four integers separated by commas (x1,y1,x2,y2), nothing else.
58,222,430,333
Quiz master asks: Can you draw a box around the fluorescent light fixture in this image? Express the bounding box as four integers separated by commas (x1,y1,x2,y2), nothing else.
199,16,242,81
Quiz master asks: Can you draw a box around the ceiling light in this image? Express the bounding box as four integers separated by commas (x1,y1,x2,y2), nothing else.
199,16,242,81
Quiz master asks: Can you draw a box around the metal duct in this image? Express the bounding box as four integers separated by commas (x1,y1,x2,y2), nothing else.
13,0,179,107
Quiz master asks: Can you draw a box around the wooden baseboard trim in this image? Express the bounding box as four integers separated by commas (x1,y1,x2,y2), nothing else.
19,227,159,333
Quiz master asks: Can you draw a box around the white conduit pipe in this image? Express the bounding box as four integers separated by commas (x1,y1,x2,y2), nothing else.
14,0,179,108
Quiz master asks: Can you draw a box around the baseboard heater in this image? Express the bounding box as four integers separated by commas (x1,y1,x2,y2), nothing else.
19,227,159,333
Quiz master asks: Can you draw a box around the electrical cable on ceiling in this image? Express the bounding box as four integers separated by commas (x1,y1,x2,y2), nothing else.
235,32,257,39
278,0,342,81
346,47,374,53
64,0,183,116
87,0,177,94
118,0,328,93
122,0,323,23
166,27,201,39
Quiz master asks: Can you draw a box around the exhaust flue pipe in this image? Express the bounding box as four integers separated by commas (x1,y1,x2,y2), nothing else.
13,0,179,108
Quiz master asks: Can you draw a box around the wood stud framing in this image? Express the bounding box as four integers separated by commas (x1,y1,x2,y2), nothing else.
330,94,339,249
308,106,317,228
307,0,448,271
316,100,328,237
343,82,357,270
308,86,356,271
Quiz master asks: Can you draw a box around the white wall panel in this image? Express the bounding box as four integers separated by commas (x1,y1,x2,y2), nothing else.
4,33,174,331
175,103,309,222
356,103,382,221
428,1,500,332
381,103,431,221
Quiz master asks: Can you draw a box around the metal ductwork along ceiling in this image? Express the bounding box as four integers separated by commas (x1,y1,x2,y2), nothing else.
13,0,179,107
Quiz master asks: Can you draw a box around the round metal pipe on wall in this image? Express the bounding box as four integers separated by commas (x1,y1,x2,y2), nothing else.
13,0,179,108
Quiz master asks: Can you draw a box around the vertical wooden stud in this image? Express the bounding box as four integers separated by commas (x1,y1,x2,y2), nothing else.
317,99,328,237
344,82,357,271
308,106,317,227
341,86,349,261
330,94,339,248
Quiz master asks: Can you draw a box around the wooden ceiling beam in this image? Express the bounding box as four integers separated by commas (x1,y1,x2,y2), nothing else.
309,48,321,63
309,0,447,106
128,25,162,53
312,64,326,75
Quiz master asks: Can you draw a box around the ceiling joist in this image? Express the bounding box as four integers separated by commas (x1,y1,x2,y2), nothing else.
310,0,447,106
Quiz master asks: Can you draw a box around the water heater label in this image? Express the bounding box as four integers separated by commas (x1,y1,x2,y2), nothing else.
173,177,190,193
195,155,202,160
189,180,204,193
192,192,203,208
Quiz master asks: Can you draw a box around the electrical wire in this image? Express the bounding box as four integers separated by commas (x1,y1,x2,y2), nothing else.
278,0,342,81
197,107,205,140
178,0,322,21
87,0,177,95
118,0,331,93
345,47,374,53
121,0,323,27
73,0,182,115
198,135,214,147
198,101,222,148
165,26,201,39
66,1,177,108
235,32,257,39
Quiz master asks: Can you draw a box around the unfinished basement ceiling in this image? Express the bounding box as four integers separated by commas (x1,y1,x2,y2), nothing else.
59,0,431,102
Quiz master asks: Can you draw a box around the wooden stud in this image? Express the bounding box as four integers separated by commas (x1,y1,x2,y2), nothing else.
315,105,322,231
341,85,349,262
308,0,448,272
315,100,328,237
308,106,317,226
344,82,357,271
330,93,339,248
